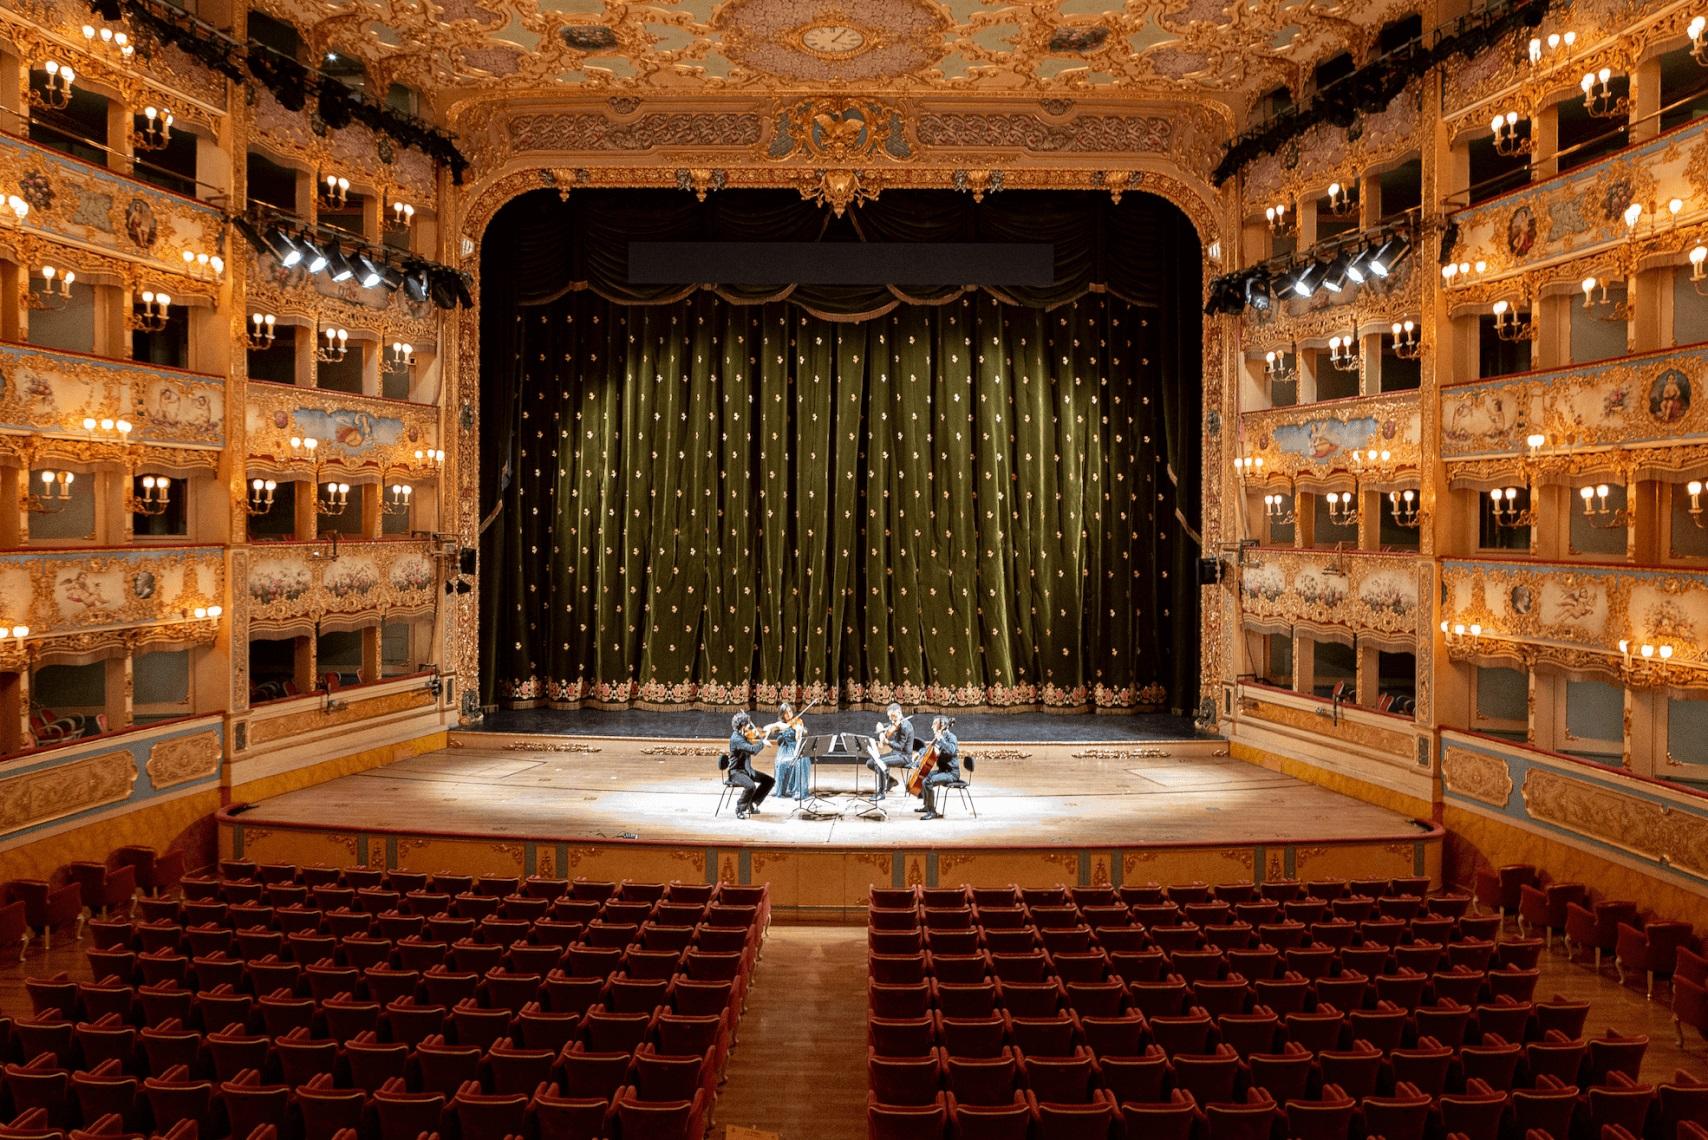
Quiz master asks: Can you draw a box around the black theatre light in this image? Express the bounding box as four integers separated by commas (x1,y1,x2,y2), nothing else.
356,252,388,289
1244,271,1273,313
1291,261,1324,299
1369,233,1410,278
298,236,329,275
1343,245,1373,284
1321,256,1349,294
272,230,306,268
325,242,356,283
403,268,430,302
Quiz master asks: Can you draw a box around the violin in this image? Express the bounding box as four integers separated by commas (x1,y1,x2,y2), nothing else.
741,723,762,744
761,699,818,739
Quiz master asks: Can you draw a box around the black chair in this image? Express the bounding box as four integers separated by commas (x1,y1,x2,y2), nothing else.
943,755,977,818
714,753,739,816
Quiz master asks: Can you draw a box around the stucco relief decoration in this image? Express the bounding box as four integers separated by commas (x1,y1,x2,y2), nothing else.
506,112,766,153
0,751,137,835
1240,393,1422,480
1239,552,1419,640
245,386,436,478
0,548,223,649
247,542,439,632
717,0,950,85
1441,746,1514,808
1243,94,1419,204
1441,342,1708,464
146,731,223,789
0,343,224,450
245,249,439,345
1523,768,1708,882
772,99,909,161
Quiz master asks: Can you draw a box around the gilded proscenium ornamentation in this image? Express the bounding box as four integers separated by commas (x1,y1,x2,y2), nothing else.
1440,558,1708,689
773,99,909,163
1243,95,1421,206
1441,342,1708,473
1237,391,1422,485
799,169,878,217
246,539,438,635
1441,745,1514,808
0,340,225,451
1239,550,1420,643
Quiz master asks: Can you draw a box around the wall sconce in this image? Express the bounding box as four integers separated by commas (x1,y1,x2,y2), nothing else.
1232,455,1265,480
1440,620,1485,644
134,106,174,152
180,249,224,282
1263,491,1297,526
2,194,30,222
1618,639,1679,679
386,201,416,232
1440,261,1487,287
1683,479,1707,528
382,482,414,517
29,61,75,111
1488,485,1537,528
128,473,170,517
1581,68,1628,118
248,313,277,350
190,605,223,620
1492,299,1532,341
28,265,75,310
81,23,134,60
245,477,278,516
1693,15,1708,65
1580,276,1631,322
25,470,74,513
317,480,352,517
0,624,30,643
1265,201,1295,234
1325,181,1357,217
1527,30,1577,63
1387,489,1423,528
1577,482,1632,528
129,290,171,333
1325,489,1359,526
1263,348,1297,386
1491,111,1532,156
385,341,415,374
321,175,351,209
317,327,349,363
1327,334,1359,371
82,416,134,442
415,448,445,467
1389,320,1421,359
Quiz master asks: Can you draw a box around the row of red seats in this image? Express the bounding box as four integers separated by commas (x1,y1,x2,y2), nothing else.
120,892,735,933
870,894,1480,932
871,878,1439,909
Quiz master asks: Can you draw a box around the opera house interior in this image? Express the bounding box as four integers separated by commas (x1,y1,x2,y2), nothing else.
0,0,1707,1136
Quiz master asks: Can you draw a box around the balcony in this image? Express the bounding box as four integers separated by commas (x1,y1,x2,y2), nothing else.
1240,548,1421,644
0,7,230,117
0,545,224,671
246,381,441,481
1440,557,1708,685
0,339,225,459
1237,390,1422,485
246,538,439,633
251,88,437,207
1440,729,1708,889
0,129,226,297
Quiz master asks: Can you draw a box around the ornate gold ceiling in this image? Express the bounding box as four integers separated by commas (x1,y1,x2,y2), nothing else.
251,0,1415,127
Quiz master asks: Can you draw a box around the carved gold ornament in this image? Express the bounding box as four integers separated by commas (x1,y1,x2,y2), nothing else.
145,731,222,789
0,750,137,833
1441,746,1514,809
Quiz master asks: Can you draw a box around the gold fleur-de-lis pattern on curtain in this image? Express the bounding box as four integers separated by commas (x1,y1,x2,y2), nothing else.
485,283,1194,713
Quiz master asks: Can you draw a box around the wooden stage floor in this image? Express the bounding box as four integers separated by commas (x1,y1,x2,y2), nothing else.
236,734,1421,851
223,731,1440,915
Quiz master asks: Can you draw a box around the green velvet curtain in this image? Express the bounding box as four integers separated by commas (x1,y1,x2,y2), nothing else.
479,189,1201,712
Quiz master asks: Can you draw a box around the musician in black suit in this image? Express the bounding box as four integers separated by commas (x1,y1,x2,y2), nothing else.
727,712,774,820
917,716,960,821
865,702,920,801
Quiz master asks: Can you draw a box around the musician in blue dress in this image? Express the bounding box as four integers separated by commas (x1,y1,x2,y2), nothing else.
765,702,811,802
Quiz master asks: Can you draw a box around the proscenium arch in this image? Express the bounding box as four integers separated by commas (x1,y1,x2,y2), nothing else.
443,162,1232,722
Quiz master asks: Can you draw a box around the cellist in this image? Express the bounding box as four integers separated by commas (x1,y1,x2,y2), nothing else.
914,716,960,821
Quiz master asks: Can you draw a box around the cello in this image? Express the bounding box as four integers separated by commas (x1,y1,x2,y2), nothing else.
907,723,949,797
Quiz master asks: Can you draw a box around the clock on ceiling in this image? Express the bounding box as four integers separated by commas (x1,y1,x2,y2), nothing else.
799,23,867,56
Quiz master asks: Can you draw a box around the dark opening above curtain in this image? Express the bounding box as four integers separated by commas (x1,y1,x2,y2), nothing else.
479,188,1203,713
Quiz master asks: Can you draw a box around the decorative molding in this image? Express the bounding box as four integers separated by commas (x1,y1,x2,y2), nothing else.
1241,696,1415,759
1238,391,1423,483
248,688,437,745
1523,766,1708,881
0,546,224,654
246,540,438,634
0,749,137,835
1240,550,1421,643
244,383,441,481
1441,745,1514,808
0,340,224,452
145,730,222,789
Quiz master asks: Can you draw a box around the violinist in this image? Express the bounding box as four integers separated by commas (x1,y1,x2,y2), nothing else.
765,701,812,804
915,716,960,821
865,702,919,801
727,712,774,820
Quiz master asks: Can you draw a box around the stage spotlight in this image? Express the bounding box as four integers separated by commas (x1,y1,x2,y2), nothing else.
298,236,329,275
356,252,387,289
272,230,306,268
325,242,356,283
1343,245,1373,284
1321,258,1348,294
1368,233,1410,278
403,267,430,302
1244,272,1273,313
1291,261,1323,298
429,270,459,310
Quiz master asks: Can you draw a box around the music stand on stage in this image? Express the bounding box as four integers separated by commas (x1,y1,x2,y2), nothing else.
798,732,886,820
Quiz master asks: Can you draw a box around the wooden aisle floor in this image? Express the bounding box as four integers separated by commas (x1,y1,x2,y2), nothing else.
1,921,1706,1140
233,738,1424,849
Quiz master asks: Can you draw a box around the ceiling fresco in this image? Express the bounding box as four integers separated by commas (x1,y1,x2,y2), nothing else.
251,0,1416,126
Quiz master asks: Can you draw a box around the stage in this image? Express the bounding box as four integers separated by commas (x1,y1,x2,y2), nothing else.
223,715,1442,916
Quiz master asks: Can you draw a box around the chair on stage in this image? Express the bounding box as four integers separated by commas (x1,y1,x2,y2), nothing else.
939,756,978,818
713,754,739,816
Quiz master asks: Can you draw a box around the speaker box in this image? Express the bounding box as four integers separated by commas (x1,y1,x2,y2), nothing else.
459,547,477,574
1197,557,1225,584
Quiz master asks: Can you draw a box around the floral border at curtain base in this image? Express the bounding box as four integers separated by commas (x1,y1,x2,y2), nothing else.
497,675,1157,712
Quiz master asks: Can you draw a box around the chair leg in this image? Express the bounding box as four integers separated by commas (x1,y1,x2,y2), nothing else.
1646,970,1654,1001
1593,947,1601,974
